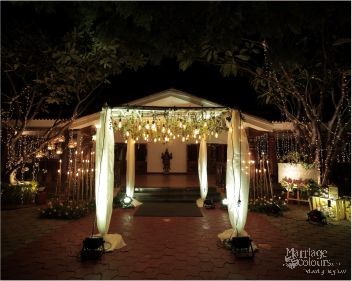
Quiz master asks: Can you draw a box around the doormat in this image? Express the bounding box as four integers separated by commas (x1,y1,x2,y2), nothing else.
133,202,203,217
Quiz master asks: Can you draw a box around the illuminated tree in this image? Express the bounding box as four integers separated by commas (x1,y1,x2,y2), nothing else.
1,30,146,182
252,41,350,186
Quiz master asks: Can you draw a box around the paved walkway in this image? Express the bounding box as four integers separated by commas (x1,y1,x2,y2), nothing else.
1,203,351,280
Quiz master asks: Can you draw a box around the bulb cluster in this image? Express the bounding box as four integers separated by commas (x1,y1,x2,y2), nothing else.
112,110,227,144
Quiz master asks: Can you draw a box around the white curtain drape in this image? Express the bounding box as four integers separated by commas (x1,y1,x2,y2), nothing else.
225,110,250,235
126,136,135,198
95,108,114,236
198,137,208,200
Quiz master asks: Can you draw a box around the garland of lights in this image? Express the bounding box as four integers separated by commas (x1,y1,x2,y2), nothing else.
275,132,299,162
274,130,351,165
336,139,351,163
110,108,229,144
254,134,268,162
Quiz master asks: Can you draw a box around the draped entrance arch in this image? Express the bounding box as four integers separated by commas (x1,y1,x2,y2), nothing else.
95,104,250,245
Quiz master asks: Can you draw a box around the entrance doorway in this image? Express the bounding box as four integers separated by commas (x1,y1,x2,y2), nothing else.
187,144,226,186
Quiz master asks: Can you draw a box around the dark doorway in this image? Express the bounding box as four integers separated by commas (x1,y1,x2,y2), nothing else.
187,144,227,181
114,143,148,186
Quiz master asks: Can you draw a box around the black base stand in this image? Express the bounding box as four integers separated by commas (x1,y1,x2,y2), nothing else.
231,236,255,258
80,236,104,261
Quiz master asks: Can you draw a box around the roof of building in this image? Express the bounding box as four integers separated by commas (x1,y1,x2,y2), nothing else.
23,89,292,133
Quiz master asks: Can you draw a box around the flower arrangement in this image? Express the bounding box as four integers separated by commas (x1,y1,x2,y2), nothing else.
39,199,95,219
280,177,321,196
280,177,310,192
249,195,289,214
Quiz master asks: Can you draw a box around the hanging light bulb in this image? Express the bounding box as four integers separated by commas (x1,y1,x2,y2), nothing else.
57,135,65,143
126,131,130,137
68,139,77,149
35,151,44,158
215,132,219,138
47,143,55,150
118,118,122,129
151,121,156,131
162,124,166,134
56,145,63,155
145,121,150,130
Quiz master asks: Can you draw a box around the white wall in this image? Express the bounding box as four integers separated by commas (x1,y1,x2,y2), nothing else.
147,140,187,173
278,163,320,182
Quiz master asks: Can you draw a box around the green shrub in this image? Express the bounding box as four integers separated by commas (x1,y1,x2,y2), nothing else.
38,199,95,219
249,195,289,214
1,182,38,205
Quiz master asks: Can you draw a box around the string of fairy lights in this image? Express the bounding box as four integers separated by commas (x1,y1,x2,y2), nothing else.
275,132,299,162
254,134,269,162
263,41,351,170
56,131,96,201
3,127,96,201
4,132,48,180
335,135,351,164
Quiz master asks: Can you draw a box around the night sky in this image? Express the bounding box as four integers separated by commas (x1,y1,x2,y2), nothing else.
89,59,281,120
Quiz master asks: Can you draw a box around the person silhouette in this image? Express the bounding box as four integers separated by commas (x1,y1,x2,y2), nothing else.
161,149,172,174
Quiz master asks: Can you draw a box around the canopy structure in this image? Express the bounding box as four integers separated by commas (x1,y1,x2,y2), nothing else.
94,89,251,241
110,105,230,201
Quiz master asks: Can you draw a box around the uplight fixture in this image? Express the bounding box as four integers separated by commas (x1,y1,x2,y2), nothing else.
120,195,134,208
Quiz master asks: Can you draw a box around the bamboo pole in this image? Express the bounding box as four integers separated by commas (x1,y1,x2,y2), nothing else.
266,160,274,199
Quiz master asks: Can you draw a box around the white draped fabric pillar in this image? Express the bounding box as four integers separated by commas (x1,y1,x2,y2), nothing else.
126,136,135,198
225,110,250,235
198,137,208,200
95,107,114,236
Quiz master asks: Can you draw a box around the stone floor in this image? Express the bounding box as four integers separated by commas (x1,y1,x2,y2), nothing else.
1,203,351,280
